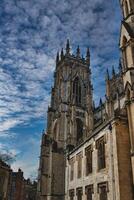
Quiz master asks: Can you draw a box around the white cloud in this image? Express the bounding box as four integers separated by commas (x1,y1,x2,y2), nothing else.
11,136,41,179
0,119,22,132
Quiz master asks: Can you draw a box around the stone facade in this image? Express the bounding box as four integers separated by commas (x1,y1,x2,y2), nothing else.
9,168,24,200
119,0,134,183
37,1,134,200
0,159,11,200
23,179,37,200
65,116,133,200
37,41,93,200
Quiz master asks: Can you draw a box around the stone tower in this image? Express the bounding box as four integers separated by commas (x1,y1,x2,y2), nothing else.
37,40,94,200
119,0,134,183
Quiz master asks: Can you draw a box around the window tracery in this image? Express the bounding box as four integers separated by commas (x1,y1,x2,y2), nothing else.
73,77,82,105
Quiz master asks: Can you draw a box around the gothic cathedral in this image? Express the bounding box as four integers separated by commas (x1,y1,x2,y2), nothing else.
37,1,134,200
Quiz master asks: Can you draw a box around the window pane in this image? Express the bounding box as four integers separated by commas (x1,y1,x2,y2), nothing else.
100,186,107,200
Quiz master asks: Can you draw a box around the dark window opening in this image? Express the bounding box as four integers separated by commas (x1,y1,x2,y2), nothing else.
85,146,92,175
132,46,134,64
70,162,74,181
99,185,108,200
69,189,74,200
73,77,82,106
76,188,82,200
85,185,93,200
53,122,58,140
77,156,82,178
122,36,128,71
96,137,106,170
76,118,83,143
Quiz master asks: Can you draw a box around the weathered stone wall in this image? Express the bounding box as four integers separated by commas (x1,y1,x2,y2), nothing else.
65,117,134,200
65,123,113,200
114,118,133,200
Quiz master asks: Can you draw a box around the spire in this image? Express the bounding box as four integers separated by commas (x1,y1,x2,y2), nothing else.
61,48,64,60
99,98,103,106
86,47,90,66
56,51,59,64
106,68,110,80
119,59,123,74
93,100,95,110
112,65,116,77
86,47,90,57
76,45,80,58
66,39,70,55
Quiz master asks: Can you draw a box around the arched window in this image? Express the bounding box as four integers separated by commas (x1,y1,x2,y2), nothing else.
73,77,81,105
122,36,128,71
76,118,83,143
124,1,129,17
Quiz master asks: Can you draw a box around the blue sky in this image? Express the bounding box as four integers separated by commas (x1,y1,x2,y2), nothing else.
0,0,121,178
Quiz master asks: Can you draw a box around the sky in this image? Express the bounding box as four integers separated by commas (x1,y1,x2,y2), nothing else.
0,0,122,179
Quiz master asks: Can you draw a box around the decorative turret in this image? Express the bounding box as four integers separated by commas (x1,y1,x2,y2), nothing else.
112,66,116,77
61,48,64,60
120,0,134,19
99,98,103,106
86,47,90,66
76,45,81,58
56,51,59,64
106,68,110,81
118,59,123,74
93,100,95,110
66,39,70,55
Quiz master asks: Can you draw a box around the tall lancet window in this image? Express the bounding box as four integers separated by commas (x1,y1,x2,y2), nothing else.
73,77,81,105
122,36,128,71
76,118,83,143
124,1,129,17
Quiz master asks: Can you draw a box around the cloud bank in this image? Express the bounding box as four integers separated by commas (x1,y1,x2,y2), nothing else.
0,0,121,177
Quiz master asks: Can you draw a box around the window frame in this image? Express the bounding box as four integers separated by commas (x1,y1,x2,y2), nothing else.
85,185,93,200
96,136,106,170
85,145,93,175
98,182,109,200
70,158,74,181
76,187,83,200
73,77,82,106
69,189,75,200
76,153,82,179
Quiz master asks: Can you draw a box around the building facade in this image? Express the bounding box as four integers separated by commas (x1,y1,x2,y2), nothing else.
37,1,134,200
9,168,25,200
119,0,134,184
23,179,37,200
0,159,11,200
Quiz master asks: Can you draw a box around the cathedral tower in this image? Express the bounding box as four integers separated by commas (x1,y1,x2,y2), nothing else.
37,40,93,200
119,0,134,183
